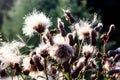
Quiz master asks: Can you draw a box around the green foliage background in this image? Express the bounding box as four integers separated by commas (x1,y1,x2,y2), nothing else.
1,0,90,40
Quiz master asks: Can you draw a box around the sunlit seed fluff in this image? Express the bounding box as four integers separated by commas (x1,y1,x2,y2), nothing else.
22,56,31,70
1,76,23,80
0,41,24,68
0,40,25,55
49,43,74,63
82,44,94,57
35,43,49,57
74,20,92,40
22,10,52,37
53,34,68,44
103,61,111,71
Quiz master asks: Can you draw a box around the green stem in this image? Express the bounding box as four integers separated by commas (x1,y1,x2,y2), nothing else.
11,69,13,80
39,34,42,43
20,73,25,80
78,39,84,57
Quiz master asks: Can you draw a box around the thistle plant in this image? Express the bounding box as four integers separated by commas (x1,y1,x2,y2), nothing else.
0,9,119,80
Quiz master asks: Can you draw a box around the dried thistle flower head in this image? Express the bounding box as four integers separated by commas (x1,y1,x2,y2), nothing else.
73,15,97,40
35,43,49,58
63,9,75,23
0,41,24,69
32,55,44,71
22,69,30,76
82,44,95,58
74,20,92,40
22,10,52,37
53,34,67,44
49,43,74,63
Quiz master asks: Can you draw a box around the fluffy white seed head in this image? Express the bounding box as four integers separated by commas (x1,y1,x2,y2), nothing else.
82,44,94,56
49,43,74,63
22,10,52,37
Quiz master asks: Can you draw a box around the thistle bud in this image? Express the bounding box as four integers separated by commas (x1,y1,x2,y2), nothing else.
14,63,22,75
107,69,120,75
96,52,102,58
90,29,97,46
46,32,54,45
61,61,71,74
63,9,75,23
29,51,36,58
100,33,107,41
0,69,8,77
30,56,37,72
73,43,79,57
94,23,103,31
107,48,120,57
50,28,57,35
67,33,75,46
40,49,49,58
22,69,30,76
30,58,35,64
51,67,57,75
32,55,44,71
107,24,115,37
57,18,66,37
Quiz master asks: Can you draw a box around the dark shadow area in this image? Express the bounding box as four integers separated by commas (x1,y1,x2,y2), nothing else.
87,0,120,49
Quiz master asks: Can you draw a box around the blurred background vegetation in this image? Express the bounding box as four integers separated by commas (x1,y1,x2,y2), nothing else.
0,0,120,50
